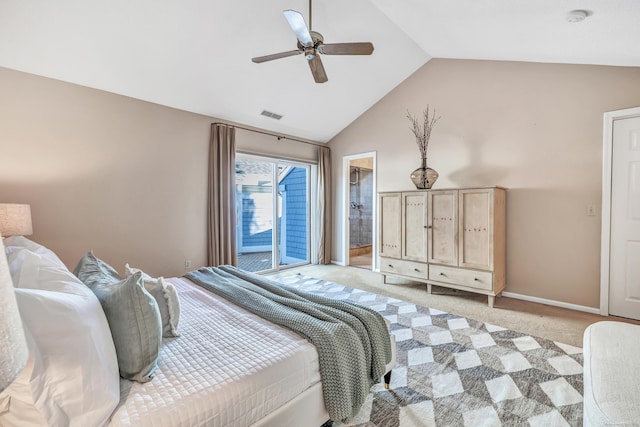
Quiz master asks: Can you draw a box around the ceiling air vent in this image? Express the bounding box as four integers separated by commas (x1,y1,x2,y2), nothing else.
260,110,283,120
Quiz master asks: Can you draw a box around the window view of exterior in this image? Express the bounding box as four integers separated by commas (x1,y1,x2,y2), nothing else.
236,156,310,272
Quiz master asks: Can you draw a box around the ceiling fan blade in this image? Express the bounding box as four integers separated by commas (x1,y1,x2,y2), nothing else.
283,10,313,46
308,55,328,83
252,50,301,63
318,42,374,55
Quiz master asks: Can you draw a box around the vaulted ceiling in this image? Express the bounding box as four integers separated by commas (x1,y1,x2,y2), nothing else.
1,0,638,142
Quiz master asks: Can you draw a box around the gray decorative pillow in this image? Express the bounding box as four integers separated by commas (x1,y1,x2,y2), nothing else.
125,264,180,338
74,252,162,383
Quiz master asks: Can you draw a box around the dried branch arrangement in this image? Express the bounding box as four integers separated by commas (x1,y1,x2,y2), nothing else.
407,106,441,159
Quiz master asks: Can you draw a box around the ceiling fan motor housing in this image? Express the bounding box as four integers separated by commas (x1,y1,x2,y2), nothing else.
310,31,324,44
298,31,323,60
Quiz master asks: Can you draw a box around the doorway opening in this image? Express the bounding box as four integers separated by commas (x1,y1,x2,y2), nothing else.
343,153,376,270
235,154,311,273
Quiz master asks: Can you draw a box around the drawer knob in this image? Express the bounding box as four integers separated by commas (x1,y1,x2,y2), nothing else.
439,272,445,276
388,264,393,268
474,278,479,281
424,225,432,229
414,268,420,272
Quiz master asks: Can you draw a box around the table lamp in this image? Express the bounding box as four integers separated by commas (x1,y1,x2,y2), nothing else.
0,204,33,238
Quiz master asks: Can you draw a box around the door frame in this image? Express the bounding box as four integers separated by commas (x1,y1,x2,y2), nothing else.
600,106,640,315
342,151,377,269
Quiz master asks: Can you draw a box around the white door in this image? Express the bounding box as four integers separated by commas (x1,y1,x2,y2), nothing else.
609,114,640,319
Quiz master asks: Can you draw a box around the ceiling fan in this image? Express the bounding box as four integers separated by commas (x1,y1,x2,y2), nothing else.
251,0,374,83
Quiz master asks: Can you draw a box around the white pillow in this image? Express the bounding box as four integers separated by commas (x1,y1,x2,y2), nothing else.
0,248,119,427
125,264,180,337
3,236,66,268
0,329,48,426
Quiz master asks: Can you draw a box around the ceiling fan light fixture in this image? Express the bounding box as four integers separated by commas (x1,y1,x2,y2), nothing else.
304,47,316,60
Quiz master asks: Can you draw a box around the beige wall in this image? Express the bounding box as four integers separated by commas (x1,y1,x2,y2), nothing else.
0,67,316,277
328,59,640,308
4,59,640,308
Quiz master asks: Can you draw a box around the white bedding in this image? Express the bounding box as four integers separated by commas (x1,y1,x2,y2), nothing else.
107,277,321,427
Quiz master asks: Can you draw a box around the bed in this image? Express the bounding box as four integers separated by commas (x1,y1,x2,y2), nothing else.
0,237,395,427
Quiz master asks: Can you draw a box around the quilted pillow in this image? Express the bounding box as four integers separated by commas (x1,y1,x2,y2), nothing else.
125,263,181,337
74,252,162,382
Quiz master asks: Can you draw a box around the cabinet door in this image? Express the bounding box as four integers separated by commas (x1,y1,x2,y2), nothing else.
402,192,429,262
378,192,402,259
459,188,494,270
428,190,458,265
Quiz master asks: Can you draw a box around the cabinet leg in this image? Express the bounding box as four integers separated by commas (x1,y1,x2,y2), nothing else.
382,274,387,284
427,283,432,294
383,370,392,389
488,295,495,308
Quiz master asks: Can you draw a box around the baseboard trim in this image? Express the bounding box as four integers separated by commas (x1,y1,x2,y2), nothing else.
502,291,601,315
330,263,600,314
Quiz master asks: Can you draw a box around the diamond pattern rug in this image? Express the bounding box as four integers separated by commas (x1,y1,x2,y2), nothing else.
277,274,584,427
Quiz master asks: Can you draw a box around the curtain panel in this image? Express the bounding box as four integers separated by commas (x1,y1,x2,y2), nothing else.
207,124,237,267
317,145,332,264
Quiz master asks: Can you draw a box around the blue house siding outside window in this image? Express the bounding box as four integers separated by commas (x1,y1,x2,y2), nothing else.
280,167,307,262
241,194,272,249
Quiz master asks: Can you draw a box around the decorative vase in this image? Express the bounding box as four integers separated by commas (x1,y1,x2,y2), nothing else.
410,157,438,189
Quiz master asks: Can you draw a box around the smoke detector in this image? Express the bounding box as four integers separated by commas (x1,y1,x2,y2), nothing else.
566,10,590,23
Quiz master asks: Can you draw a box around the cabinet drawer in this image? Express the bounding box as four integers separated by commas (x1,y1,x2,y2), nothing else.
429,265,493,291
380,257,428,280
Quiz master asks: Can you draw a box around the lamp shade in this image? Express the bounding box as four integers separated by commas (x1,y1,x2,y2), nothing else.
0,231,28,392
0,204,33,237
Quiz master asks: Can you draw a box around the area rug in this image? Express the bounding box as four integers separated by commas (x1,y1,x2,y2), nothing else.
277,274,584,427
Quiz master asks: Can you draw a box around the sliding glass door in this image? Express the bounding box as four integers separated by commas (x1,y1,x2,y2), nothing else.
235,154,310,272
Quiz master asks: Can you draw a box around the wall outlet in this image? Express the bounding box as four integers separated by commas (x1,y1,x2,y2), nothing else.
185,259,192,269
586,205,596,216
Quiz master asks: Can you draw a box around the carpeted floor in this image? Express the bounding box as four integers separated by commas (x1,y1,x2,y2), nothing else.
268,264,640,348
278,274,584,426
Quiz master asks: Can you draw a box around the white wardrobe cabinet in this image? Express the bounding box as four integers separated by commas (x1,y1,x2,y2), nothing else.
378,187,506,307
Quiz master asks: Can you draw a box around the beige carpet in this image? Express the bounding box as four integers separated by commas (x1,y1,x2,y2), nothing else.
269,264,638,348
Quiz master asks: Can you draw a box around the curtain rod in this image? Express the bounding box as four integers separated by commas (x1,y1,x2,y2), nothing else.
211,122,325,147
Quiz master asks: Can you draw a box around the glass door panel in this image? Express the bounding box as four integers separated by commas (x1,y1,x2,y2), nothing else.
278,165,309,267
236,156,310,273
236,158,275,272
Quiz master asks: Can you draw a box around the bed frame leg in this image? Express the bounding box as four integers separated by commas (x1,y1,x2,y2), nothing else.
384,370,392,389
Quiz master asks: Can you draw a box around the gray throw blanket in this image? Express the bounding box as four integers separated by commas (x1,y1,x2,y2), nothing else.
185,266,392,421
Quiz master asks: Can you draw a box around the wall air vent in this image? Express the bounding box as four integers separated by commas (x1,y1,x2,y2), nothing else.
260,110,283,120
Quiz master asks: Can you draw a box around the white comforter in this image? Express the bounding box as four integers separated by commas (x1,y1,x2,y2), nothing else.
107,277,321,427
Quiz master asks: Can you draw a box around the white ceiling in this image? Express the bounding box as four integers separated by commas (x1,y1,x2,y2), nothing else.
1,0,638,142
